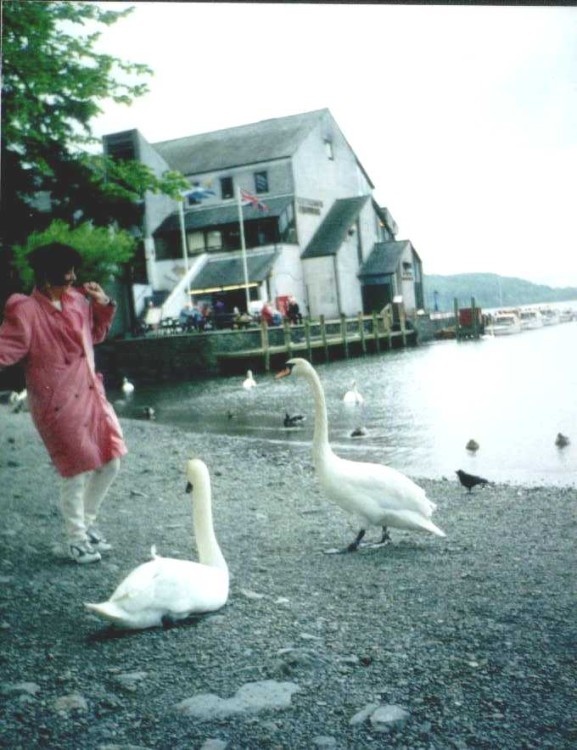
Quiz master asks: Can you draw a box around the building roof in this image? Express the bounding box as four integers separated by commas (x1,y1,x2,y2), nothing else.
301,196,370,259
358,240,412,277
154,195,294,236
189,249,279,295
152,110,328,175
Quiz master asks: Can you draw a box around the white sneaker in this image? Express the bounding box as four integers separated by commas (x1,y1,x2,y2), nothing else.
86,527,112,552
69,540,101,564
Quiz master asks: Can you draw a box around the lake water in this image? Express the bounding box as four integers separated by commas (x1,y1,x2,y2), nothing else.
113,311,577,488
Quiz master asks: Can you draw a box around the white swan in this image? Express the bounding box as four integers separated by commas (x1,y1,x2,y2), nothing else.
277,358,445,551
343,380,364,406
85,458,229,630
121,377,135,395
9,388,28,413
243,369,257,390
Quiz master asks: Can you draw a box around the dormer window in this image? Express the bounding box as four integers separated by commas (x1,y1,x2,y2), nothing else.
220,176,233,200
254,171,269,194
324,139,334,160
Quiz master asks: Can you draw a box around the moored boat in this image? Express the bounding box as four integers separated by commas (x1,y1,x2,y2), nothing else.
518,308,543,330
486,311,522,336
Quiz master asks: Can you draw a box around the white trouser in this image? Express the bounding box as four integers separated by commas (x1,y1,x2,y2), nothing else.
59,458,120,542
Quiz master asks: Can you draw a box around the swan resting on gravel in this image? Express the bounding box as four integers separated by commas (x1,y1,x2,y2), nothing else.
276,358,445,552
85,458,229,630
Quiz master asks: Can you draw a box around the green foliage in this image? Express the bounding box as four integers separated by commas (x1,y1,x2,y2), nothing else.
13,220,136,290
425,273,577,312
0,0,189,298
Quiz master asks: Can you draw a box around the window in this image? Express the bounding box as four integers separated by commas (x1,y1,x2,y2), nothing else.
254,171,269,194
324,139,334,160
187,231,205,255
206,230,222,250
220,176,233,200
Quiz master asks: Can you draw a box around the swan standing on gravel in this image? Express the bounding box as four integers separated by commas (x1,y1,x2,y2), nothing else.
85,458,229,630
243,370,257,390
277,358,445,552
343,380,364,406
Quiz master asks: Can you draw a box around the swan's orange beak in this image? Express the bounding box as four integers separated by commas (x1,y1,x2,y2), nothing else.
275,367,291,380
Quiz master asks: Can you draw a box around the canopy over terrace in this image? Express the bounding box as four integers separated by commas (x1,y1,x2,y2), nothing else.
187,249,279,314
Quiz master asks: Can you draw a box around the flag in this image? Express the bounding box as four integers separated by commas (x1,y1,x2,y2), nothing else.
240,188,269,211
184,184,216,204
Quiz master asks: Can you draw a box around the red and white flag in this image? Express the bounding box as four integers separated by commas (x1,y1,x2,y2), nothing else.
240,188,269,211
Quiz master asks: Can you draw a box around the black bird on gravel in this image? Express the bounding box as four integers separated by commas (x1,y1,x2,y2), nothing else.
456,469,490,493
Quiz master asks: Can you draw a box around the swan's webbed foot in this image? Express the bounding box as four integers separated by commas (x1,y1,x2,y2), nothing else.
364,526,392,549
380,526,392,544
343,529,366,553
324,530,367,555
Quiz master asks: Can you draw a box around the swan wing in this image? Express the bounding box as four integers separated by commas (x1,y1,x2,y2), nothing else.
320,455,436,519
105,557,229,615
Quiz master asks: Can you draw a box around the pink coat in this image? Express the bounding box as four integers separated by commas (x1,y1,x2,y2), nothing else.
0,288,127,477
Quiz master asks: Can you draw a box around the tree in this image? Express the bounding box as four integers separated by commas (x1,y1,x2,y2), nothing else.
0,1,187,301
12,220,137,290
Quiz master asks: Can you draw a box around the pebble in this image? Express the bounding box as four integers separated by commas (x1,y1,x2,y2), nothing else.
175,680,300,720
53,693,88,714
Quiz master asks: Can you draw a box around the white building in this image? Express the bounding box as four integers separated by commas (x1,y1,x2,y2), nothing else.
103,109,424,324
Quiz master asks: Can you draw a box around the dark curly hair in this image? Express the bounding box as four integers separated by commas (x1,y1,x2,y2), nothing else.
28,243,82,286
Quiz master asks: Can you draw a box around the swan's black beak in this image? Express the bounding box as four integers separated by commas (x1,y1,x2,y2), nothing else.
185,481,193,493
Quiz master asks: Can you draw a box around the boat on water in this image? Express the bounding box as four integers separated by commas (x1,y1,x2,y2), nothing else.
486,311,522,336
540,307,560,326
518,308,544,330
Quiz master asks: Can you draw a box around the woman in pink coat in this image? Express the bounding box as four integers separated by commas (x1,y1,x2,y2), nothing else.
0,243,128,564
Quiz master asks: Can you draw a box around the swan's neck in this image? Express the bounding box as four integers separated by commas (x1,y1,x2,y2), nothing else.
304,367,332,465
192,478,227,572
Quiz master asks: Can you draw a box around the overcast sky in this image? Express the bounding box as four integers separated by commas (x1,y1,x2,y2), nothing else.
89,2,577,288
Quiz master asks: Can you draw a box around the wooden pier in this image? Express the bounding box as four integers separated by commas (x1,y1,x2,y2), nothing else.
216,308,415,373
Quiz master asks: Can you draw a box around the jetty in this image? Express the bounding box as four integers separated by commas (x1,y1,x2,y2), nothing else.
103,306,416,383
217,309,415,374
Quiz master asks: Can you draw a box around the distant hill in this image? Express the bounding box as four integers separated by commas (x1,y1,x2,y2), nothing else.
424,273,577,312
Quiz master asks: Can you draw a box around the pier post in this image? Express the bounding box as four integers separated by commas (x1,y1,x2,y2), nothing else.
400,305,407,347
304,318,312,361
372,311,380,353
283,318,292,357
471,297,478,338
320,315,329,361
341,314,349,358
358,312,366,355
454,298,460,340
261,318,270,372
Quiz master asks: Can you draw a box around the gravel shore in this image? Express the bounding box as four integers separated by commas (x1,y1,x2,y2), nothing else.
1,408,575,750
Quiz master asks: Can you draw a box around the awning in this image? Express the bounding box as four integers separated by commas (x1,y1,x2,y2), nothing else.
154,195,294,235
358,241,410,281
188,249,279,295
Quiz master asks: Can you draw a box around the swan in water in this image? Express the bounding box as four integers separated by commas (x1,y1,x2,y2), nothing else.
121,377,135,395
277,358,445,551
343,380,364,406
85,458,229,630
243,370,257,390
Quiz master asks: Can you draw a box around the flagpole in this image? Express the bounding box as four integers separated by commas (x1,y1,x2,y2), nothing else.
178,197,190,296
236,186,251,312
